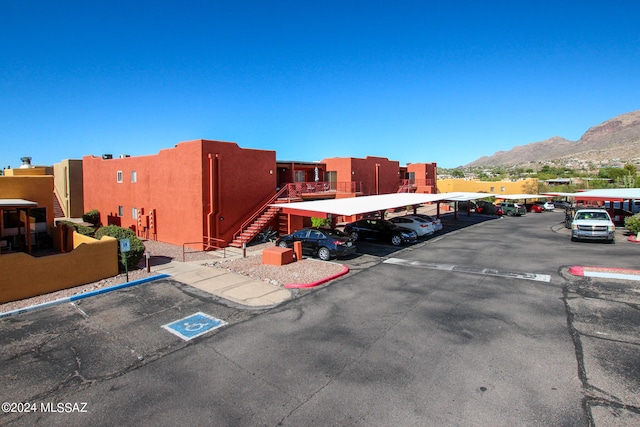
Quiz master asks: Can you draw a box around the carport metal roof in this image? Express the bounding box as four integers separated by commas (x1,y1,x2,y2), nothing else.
543,188,640,202
0,199,38,208
274,192,494,217
494,193,550,200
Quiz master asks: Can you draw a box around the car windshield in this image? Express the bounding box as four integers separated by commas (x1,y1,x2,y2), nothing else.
575,212,610,221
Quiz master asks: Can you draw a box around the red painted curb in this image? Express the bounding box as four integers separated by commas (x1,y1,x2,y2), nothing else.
284,264,350,289
568,266,585,276
569,265,640,276
628,235,640,243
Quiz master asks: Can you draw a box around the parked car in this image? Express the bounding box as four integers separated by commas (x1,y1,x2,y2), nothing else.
476,200,499,215
610,208,634,226
410,213,444,232
496,202,526,216
344,218,418,246
389,215,435,236
570,209,615,243
494,205,504,216
525,203,544,213
275,227,357,260
543,201,555,211
553,200,572,210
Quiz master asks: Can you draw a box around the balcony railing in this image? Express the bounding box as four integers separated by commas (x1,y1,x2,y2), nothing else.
279,181,363,198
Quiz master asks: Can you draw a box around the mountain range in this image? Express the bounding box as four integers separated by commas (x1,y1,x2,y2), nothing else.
466,110,640,168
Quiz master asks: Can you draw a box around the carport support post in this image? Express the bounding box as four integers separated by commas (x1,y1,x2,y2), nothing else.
242,242,246,258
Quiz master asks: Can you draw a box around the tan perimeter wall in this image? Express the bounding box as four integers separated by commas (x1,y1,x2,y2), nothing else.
0,233,118,304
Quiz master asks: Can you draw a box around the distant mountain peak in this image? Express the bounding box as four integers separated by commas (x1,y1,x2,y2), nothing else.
466,110,640,167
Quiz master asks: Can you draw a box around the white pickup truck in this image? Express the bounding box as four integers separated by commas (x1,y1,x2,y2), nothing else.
570,209,616,243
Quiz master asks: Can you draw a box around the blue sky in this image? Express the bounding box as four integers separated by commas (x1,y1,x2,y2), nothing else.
2,1,639,169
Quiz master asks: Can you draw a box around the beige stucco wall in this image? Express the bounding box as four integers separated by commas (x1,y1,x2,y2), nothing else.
53,159,84,218
0,232,118,304
437,178,539,194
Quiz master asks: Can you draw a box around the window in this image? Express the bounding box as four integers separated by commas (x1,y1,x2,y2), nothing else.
490,186,495,192
132,207,138,219
117,171,123,183
500,186,505,192
118,206,124,217
131,170,137,183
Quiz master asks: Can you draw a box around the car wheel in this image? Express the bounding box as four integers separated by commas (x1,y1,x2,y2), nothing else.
318,247,331,261
278,241,288,248
350,231,359,240
530,207,536,213
390,234,402,246
506,211,514,216
571,236,578,242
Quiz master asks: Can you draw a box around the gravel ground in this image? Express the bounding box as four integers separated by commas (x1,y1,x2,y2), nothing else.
0,239,346,314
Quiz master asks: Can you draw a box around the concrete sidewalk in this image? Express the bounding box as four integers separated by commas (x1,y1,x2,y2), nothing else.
151,260,295,308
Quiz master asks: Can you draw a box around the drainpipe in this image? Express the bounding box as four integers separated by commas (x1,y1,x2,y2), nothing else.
207,154,220,245
375,164,380,195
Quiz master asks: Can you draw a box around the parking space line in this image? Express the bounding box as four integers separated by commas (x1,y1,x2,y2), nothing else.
384,257,551,282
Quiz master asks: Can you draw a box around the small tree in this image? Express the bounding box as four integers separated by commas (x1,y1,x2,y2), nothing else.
95,225,145,270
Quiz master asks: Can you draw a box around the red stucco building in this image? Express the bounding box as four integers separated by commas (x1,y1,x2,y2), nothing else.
83,140,276,249
83,139,438,248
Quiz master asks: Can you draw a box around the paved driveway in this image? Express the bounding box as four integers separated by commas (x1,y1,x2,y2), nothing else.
1,211,638,426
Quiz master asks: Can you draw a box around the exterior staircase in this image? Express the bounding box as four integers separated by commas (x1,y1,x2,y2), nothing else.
229,205,281,248
53,192,66,218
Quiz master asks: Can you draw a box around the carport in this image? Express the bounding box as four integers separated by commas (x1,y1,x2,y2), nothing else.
0,198,38,255
544,188,640,219
273,192,497,231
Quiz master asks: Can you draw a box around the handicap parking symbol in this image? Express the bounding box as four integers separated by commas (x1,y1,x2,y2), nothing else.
162,312,227,341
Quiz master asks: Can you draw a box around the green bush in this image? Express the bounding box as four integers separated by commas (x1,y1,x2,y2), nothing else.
76,225,96,237
95,225,145,270
82,209,101,226
56,220,95,237
311,217,331,228
624,214,640,235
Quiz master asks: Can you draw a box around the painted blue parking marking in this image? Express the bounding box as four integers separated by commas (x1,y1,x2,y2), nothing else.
162,312,227,341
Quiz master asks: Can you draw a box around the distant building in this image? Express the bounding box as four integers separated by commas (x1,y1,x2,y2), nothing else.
438,178,538,194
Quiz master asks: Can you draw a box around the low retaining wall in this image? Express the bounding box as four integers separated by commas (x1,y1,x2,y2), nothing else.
0,232,119,304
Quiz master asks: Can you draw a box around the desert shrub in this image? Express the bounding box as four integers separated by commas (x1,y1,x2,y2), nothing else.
311,217,331,228
56,220,95,237
625,214,640,235
95,225,145,270
76,225,96,237
82,209,101,226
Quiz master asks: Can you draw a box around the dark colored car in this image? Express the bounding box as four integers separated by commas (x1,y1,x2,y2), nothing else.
476,200,499,215
276,227,357,261
344,218,418,246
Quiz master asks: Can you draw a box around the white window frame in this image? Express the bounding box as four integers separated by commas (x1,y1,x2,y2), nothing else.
131,170,137,183
117,171,123,183
132,207,138,219
118,205,124,217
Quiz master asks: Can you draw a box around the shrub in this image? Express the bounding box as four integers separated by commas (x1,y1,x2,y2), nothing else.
82,209,101,226
76,225,96,237
56,220,95,237
311,217,331,228
625,214,640,235
95,225,145,270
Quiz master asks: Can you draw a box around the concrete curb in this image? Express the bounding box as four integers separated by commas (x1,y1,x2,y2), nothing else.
568,266,640,281
0,274,170,319
284,264,350,289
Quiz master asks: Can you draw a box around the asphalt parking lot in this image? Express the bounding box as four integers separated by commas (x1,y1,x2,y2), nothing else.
1,210,638,426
